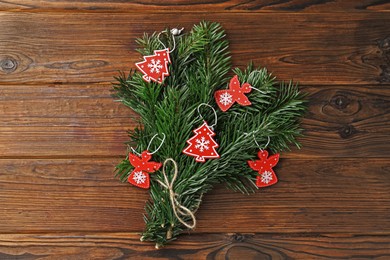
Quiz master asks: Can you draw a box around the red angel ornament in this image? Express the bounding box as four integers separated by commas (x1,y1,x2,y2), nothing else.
128,150,162,189
214,75,252,112
248,150,280,188
135,48,171,84
183,121,220,163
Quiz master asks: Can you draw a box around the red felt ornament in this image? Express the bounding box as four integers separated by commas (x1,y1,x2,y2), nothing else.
135,48,171,84
214,75,252,112
128,150,162,189
183,121,220,163
248,150,280,188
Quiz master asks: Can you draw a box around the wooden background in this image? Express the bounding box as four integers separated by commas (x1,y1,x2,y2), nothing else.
1,1,389,259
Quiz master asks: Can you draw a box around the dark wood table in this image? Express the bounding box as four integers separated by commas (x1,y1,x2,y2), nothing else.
1,1,389,259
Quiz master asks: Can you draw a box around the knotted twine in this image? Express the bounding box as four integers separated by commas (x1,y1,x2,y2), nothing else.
156,158,196,231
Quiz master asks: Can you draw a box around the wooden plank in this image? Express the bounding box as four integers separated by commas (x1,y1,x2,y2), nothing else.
0,0,389,12
0,84,132,158
291,85,390,158
1,13,389,85
1,84,389,158
0,158,388,233
0,232,389,259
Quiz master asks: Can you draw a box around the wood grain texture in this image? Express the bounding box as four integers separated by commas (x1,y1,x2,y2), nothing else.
296,85,390,158
1,84,389,158
0,232,389,259
0,84,132,158
1,3,389,257
1,158,388,233
0,0,389,12
1,13,390,85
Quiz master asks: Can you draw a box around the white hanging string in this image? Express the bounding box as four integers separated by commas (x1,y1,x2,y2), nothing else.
247,70,267,94
248,70,261,78
197,103,218,129
130,146,141,156
130,133,166,156
253,135,270,151
243,131,270,151
157,27,183,53
250,85,267,94
147,133,166,154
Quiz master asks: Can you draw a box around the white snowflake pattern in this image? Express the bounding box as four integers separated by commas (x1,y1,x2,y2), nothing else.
147,59,163,73
261,171,273,184
195,137,210,152
219,91,233,106
132,171,146,184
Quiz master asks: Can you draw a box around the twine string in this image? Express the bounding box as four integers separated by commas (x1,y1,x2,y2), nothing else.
156,158,196,229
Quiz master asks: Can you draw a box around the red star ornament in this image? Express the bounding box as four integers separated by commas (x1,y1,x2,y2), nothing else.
247,150,280,188
183,121,220,163
135,48,171,84
128,150,162,189
214,75,252,112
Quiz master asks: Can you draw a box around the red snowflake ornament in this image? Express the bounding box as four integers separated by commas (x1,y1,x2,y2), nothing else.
214,75,252,112
247,150,280,188
183,121,220,163
128,150,162,189
135,48,171,84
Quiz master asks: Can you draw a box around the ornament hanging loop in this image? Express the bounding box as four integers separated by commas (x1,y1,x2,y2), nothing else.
250,85,266,94
147,133,166,154
157,30,168,50
157,27,183,54
248,70,261,79
247,70,267,94
130,146,141,156
129,133,165,156
197,103,218,129
253,135,270,151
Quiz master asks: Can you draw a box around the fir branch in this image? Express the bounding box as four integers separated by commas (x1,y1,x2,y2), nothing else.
113,21,306,246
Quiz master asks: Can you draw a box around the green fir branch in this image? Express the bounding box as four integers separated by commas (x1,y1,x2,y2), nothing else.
113,21,306,247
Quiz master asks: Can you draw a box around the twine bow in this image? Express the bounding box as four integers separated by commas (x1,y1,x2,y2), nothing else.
156,158,196,229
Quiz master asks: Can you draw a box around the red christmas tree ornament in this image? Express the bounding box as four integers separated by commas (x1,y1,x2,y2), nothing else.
135,48,171,84
247,150,280,188
214,75,252,112
128,150,162,189
183,121,220,163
